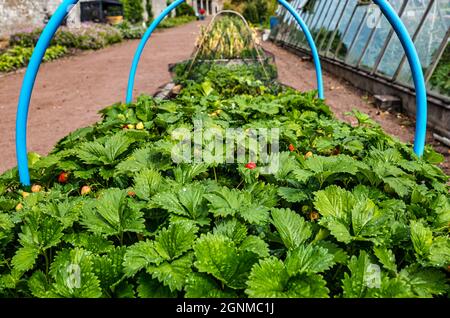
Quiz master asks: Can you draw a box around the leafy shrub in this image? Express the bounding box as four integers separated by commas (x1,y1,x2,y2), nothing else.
243,1,260,24
0,64,448,298
0,45,67,72
176,3,196,17
115,21,146,39
97,24,124,45
41,45,68,61
9,28,43,47
53,24,123,50
10,24,124,52
121,0,144,23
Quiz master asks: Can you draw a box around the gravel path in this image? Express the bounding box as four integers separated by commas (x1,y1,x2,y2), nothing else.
0,21,448,174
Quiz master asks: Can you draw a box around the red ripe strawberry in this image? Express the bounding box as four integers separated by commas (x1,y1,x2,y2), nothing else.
289,144,295,152
127,190,136,197
57,172,69,184
245,162,257,170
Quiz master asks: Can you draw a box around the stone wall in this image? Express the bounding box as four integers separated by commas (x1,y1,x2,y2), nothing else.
0,0,83,38
151,0,167,18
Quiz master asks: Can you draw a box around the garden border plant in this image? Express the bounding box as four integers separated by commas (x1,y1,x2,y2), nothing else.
0,16,196,74
0,64,448,298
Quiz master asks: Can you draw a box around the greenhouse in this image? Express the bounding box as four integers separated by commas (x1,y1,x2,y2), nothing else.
272,0,450,141
0,0,449,306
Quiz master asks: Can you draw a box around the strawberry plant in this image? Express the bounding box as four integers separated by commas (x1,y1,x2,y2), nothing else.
0,64,448,298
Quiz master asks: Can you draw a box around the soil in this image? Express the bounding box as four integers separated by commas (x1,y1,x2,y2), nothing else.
0,21,448,175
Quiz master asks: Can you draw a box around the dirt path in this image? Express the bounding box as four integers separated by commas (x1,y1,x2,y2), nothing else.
0,22,448,174
0,20,205,173
262,41,416,141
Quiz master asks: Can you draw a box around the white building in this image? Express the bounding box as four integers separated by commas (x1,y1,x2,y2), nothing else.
0,0,172,37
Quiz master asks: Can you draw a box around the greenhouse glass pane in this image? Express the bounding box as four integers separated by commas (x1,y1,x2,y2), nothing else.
326,0,359,57
428,42,450,97
376,0,432,78
360,0,413,71
319,0,347,53
345,5,381,66
314,0,338,44
296,0,322,47
336,2,366,60
396,0,450,86
309,0,328,30
313,0,333,34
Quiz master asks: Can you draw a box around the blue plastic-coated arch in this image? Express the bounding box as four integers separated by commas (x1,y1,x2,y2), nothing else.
125,0,325,103
16,0,79,186
277,0,324,99
373,0,427,157
126,0,186,103
15,0,428,186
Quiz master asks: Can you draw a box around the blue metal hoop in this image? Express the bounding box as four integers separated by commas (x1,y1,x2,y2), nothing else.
15,0,428,186
16,0,78,186
125,0,325,103
373,0,427,158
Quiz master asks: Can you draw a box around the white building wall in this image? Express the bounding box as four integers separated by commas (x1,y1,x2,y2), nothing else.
151,0,167,18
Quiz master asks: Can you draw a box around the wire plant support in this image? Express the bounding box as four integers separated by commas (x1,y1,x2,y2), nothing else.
15,0,428,186
184,9,271,80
